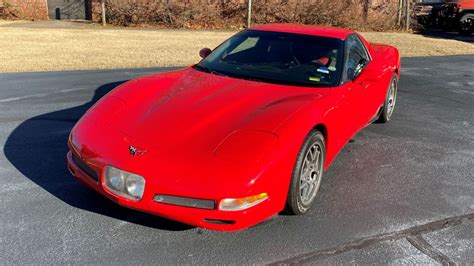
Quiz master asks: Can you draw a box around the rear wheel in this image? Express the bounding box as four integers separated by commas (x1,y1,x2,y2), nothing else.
376,74,398,123
285,130,325,215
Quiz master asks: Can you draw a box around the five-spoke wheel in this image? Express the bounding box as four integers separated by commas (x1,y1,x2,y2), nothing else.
299,143,323,206
376,73,398,123
285,130,325,215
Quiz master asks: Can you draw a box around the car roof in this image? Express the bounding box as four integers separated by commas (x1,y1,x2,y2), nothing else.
250,23,354,40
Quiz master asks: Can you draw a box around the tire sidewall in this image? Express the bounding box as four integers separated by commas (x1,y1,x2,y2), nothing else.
287,130,326,215
383,75,398,122
459,14,474,35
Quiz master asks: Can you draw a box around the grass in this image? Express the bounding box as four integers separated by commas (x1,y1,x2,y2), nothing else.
1,21,473,73
0,19,30,26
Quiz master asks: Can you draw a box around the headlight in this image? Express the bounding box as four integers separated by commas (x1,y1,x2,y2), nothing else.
219,193,268,211
104,166,145,201
125,174,146,198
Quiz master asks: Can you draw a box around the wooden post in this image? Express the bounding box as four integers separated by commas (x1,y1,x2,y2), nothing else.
101,0,106,26
397,0,403,26
247,0,252,28
405,0,410,31
44,0,49,20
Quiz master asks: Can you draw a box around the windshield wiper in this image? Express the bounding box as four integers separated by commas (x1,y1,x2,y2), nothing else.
193,65,228,77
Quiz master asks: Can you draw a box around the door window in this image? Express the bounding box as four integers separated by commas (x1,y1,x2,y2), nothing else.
343,35,370,82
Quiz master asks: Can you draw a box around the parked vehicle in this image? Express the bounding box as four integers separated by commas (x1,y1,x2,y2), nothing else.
67,24,400,231
439,0,474,34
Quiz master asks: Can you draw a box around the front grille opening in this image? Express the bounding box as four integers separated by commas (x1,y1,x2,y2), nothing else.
72,154,99,182
204,219,236,225
153,194,216,210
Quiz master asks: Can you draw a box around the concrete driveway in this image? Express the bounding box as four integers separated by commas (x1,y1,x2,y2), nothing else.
0,56,473,264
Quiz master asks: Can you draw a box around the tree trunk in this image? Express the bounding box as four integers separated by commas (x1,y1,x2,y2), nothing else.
101,0,106,26
397,0,403,26
247,0,252,28
405,0,410,31
363,0,370,22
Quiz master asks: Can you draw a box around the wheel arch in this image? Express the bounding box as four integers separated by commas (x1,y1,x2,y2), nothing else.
394,67,400,80
312,123,330,168
312,123,328,147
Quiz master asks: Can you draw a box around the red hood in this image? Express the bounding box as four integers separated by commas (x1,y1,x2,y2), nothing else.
91,68,327,154
73,67,332,194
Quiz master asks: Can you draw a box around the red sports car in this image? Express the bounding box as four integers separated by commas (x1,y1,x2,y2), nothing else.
67,24,400,231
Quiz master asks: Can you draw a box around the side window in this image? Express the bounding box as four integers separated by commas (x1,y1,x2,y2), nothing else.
343,35,370,82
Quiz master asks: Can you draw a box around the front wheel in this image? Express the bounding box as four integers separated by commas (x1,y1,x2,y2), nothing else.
285,130,325,215
376,74,398,123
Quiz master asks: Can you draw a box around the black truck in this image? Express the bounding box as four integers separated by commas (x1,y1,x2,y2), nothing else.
414,0,474,34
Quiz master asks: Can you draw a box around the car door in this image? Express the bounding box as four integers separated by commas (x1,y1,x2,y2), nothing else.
342,34,377,131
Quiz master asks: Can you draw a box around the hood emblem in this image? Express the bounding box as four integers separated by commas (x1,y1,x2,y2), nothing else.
128,145,147,156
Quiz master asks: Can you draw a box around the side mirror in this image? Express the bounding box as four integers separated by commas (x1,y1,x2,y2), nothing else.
352,58,368,80
354,62,381,82
199,48,212,59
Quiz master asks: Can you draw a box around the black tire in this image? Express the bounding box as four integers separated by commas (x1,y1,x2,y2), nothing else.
285,130,325,215
459,14,474,35
376,74,398,124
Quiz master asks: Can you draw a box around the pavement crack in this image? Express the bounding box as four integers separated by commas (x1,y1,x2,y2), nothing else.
406,235,455,265
269,213,473,265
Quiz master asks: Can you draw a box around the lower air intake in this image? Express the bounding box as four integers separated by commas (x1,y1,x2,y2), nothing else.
153,194,216,210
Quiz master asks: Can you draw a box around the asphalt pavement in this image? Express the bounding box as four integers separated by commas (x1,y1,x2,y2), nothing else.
0,56,473,264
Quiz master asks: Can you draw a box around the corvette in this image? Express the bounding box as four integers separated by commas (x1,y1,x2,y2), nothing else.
67,24,400,231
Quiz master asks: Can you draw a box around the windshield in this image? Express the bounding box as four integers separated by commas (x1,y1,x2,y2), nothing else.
194,30,344,87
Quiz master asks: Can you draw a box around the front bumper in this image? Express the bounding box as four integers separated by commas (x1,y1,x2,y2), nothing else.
66,151,276,231
414,11,432,17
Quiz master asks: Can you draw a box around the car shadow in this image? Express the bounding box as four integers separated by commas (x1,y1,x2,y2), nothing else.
3,80,194,232
417,29,474,44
